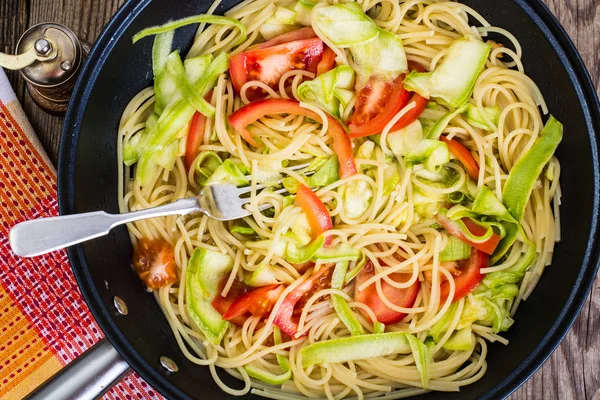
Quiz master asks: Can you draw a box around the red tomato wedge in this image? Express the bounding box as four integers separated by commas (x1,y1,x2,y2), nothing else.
317,46,336,76
440,249,488,302
185,111,208,170
229,37,325,101
388,92,428,132
354,260,420,324
348,62,427,138
348,75,410,138
223,284,285,320
295,183,333,246
274,266,333,337
228,98,357,177
257,27,317,49
440,135,480,180
387,62,428,132
211,279,249,327
132,238,178,290
185,91,213,170
436,212,502,255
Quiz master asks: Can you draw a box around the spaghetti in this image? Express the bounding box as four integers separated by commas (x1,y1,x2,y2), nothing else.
117,0,562,398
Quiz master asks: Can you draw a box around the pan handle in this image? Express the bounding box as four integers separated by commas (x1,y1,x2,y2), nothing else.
25,338,130,400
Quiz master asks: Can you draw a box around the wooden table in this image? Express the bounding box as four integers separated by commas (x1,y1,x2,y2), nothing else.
2,0,599,398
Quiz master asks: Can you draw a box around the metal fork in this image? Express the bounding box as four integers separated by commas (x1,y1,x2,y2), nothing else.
9,178,295,258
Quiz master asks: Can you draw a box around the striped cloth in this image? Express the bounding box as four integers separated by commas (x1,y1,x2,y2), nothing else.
0,69,161,399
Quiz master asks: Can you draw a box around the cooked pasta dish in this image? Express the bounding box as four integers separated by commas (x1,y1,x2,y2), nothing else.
117,0,563,397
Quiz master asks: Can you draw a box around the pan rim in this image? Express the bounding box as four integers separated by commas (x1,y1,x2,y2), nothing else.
58,0,600,399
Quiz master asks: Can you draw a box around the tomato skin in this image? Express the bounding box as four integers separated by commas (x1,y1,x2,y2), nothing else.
388,93,428,132
386,61,428,132
292,263,334,316
462,218,501,254
185,112,207,170
211,279,249,327
185,92,214,170
354,261,420,324
257,27,317,49
228,98,357,177
317,46,336,76
348,62,427,138
295,184,333,246
423,261,461,283
229,38,325,101
440,135,480,180
274,267,333,337
436,212,502,255
222,285,284,320
132,238,178,290
229,52,251,96
348,76,410,138
440,249,488,302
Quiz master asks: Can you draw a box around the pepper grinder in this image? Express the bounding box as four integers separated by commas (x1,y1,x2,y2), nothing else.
0,23,89,116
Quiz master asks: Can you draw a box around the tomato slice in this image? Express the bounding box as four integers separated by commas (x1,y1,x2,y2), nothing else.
462,218,501,254
222,284,285,320
348,62,428,138
386,62,428,132
211,279,249,327
230,37,325,101
440,135,480,180
440,249,488,302
354,261,420,324
132,238,178,290
185,111,207,170
317,46,336,76
348,75,410,138
295,183,333,246
228,98,357,177
185,92,213,170
423,260,461,283
257,27,317,49
274,266,333,337
436,212,502,255
388,92,428,132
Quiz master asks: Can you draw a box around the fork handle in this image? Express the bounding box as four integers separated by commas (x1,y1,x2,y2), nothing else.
9,198,201,257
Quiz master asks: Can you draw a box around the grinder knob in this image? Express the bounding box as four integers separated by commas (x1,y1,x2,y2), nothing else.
0,23,90,116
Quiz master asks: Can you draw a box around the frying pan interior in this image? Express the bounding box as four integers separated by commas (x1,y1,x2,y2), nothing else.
58,0,600,399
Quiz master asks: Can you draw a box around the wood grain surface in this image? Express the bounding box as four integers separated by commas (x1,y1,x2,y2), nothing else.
1,0,599,399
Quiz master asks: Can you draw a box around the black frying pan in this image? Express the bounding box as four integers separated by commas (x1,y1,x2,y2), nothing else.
34,0,600,398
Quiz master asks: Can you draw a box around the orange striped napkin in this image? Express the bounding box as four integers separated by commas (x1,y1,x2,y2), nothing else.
0,69,161,399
